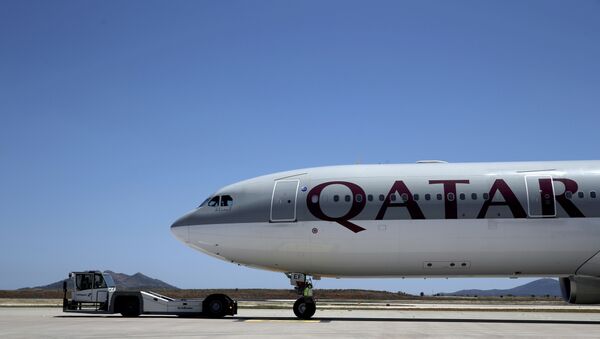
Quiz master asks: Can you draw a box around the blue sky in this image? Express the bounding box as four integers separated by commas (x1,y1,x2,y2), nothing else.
1,0,599,293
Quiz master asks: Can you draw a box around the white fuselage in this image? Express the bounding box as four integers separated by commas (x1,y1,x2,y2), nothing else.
171,161,600,278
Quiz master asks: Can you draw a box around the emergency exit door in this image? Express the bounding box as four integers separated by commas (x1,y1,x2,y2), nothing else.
525,175,556,217
270,180,299,222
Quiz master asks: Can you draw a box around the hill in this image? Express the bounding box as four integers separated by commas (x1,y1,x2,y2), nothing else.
441,278,561,297
11,275,563,300
22,271,178,290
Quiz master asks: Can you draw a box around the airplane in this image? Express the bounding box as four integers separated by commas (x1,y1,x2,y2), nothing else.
170,160,600,319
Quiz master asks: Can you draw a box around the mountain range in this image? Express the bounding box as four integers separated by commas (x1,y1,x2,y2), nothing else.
26,270,178,290
441,278,561,297
24,272,560,297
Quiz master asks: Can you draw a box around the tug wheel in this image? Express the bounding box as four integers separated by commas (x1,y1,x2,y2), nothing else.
203,294,229,318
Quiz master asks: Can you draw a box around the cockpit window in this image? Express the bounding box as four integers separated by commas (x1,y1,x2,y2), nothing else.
198,198,211,208
202,195,234,209
207,196,220,207
220,195,233,207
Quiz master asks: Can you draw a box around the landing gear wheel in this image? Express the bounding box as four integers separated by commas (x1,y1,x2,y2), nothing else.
293,297,316,319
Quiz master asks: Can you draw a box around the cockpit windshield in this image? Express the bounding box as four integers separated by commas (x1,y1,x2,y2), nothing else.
207,196,220,207
198,197,211,208
199,195,234,208
220,195,233,207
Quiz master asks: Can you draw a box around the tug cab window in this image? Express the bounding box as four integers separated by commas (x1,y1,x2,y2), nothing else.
94,274,107,289
103,273,116,288
76,273,93,291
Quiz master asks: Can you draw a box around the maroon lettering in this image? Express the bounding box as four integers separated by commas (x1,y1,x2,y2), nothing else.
553,178,585,217
306,177,585,234
429,180,470,219
376,180,425,220
477,179,526,218
306,181,367,233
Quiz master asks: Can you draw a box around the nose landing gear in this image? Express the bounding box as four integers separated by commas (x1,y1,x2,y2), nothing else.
287,273,316,319
293,296,315,319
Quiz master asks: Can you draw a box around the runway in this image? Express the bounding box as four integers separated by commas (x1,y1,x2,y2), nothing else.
2,306,600,338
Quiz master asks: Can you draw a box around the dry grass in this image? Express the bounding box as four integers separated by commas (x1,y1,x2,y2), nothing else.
0,288,562,304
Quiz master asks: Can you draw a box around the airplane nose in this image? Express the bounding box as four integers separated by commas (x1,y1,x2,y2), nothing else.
171,210,196,228
171,213,194,243
170,223,189,243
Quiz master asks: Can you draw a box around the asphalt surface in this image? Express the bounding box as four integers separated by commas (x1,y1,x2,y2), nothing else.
2,307,600,338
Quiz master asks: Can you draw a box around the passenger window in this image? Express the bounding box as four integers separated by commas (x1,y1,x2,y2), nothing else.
413,194,419,201
578,192,584,199
333,195,339,202
592,191,597,199
391,194,397,201
436,194,442,200
367,194,373,202
401,193,408,202
565,191,573,199
459,193,465,200
355,194,362,203
447,193,455,201
471,193,477,200
207,196,220,207
379,194,385,201
345,195,351,202
483,193,489,200
220,195,233,207
425,194,431,201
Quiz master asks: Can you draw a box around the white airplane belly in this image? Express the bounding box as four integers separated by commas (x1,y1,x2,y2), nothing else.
305,218,600,277
185,218,600,277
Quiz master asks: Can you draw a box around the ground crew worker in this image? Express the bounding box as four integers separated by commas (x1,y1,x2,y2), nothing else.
303,283,313,298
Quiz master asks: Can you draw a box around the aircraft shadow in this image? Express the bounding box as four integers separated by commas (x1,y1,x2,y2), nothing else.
234,316,600,325
54,315,600,325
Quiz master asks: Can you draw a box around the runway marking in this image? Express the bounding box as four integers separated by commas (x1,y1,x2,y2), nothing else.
243,319,323,323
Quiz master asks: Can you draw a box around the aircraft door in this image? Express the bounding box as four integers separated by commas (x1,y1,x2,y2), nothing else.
270,180,299,222
525,175,556,217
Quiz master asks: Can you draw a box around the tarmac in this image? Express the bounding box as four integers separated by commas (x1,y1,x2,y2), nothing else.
2,304,600,338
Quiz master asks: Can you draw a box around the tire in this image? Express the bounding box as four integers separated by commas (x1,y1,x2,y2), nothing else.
118,297,140,317
293,297,316,320
203,295,228,318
